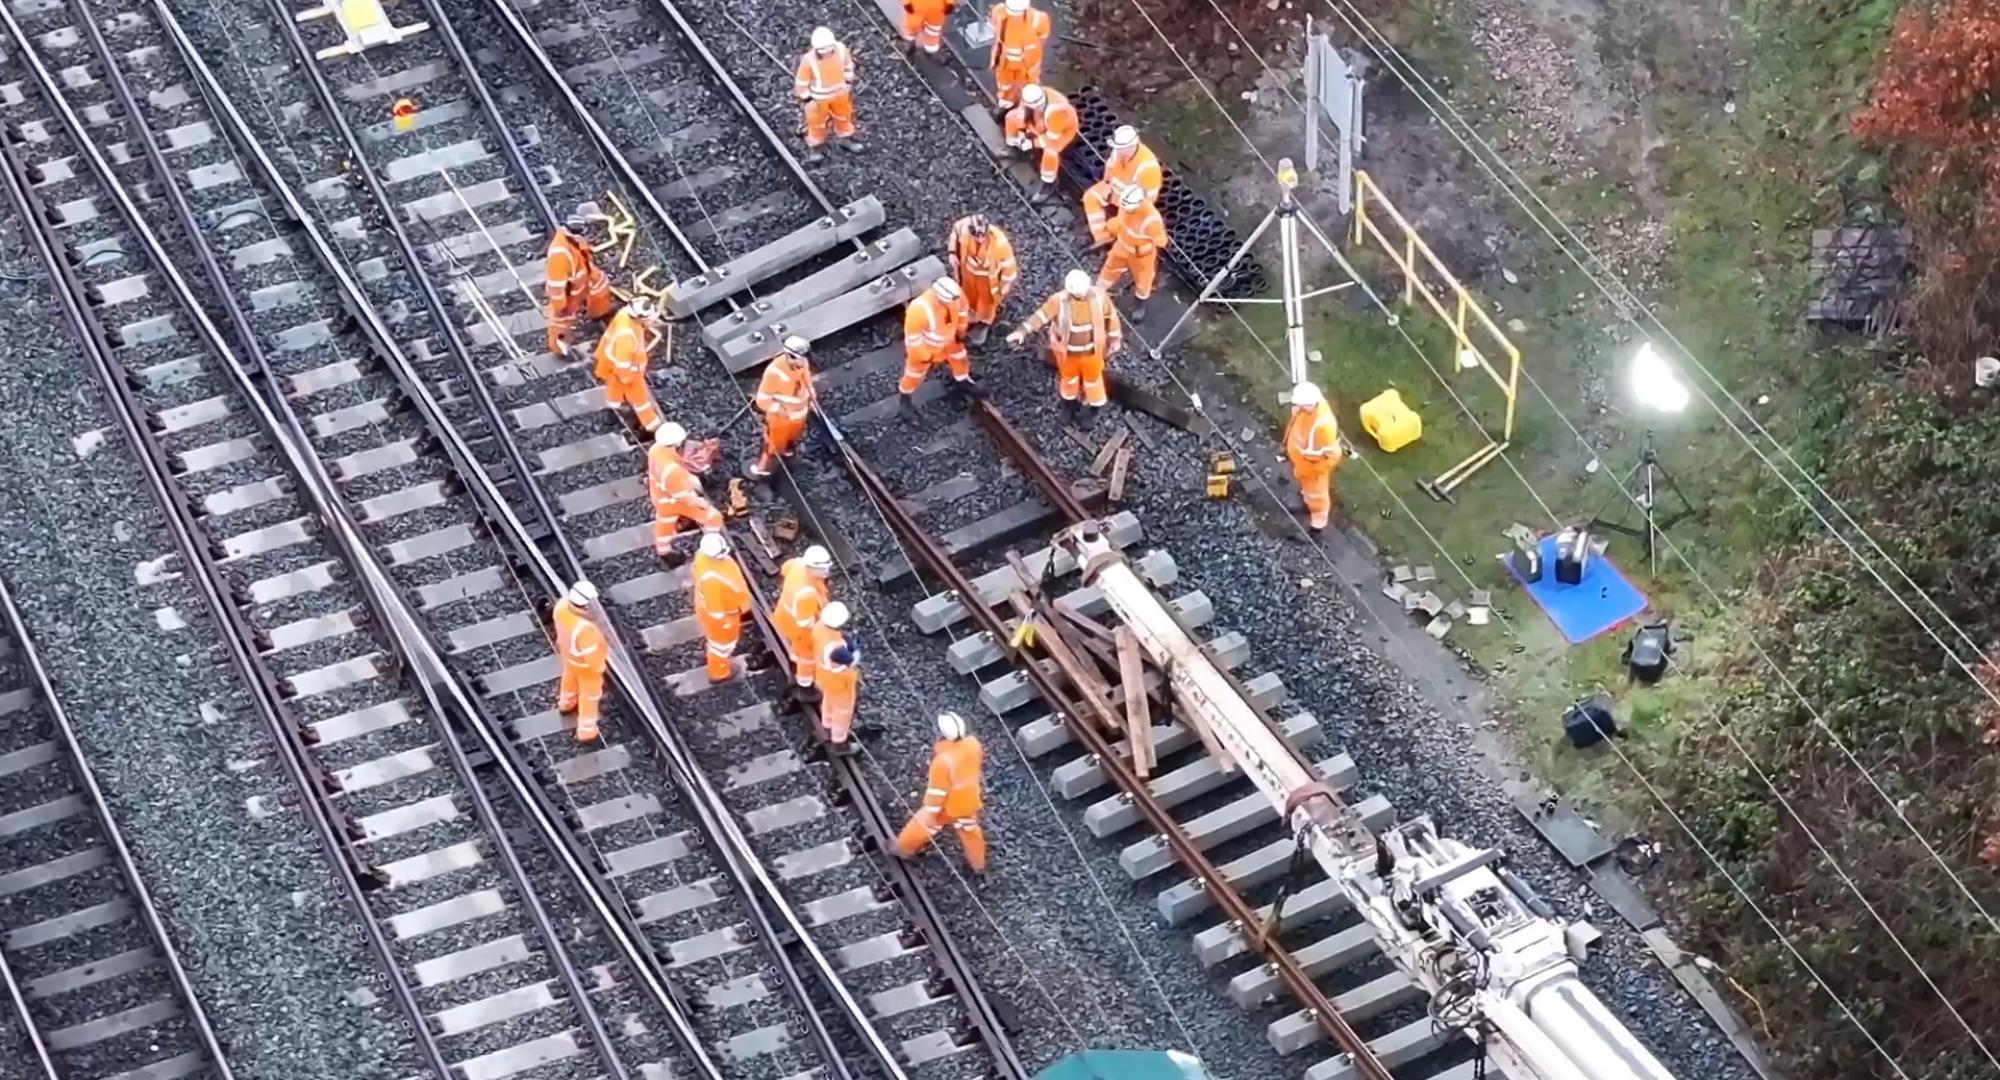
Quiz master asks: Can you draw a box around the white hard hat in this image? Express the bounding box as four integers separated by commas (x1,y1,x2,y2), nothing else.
1005,0,1028,11
937,711,967,739
811,25,836,50
654,421,687,446
822,601,850,629
566,580,598,606
803,545,833,571
1019,83,1045,107
932,276,962,301
1119,185,1148,210
1064,269,1091,297
783,335,810,356
1291,382,1323,408
628,295,659,321
699,532,729,558
1110,125,1138,150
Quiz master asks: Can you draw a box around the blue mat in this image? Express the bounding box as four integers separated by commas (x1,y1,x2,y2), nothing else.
1509,535,1648,644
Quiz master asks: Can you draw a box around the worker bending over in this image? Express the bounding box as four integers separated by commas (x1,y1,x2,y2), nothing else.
1285,382,1343,531
594,296,665,434
901,0,954,55
896,712,987,872
1009,270,1121,422
900,276,978,410
543,207,610,358
552,581,607,743
1003,84,1076,204
811,601,859,749
988,0,1050,109
947,214,1018,345
1083,125,1162,247
691,532,751,683
774,545,833,690
751,336,814,478
1095,185,1166,320
796,27,862,161
648,423,720,563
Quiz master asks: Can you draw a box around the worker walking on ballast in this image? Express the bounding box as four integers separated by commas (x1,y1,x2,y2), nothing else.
774,545,833,691
901,276,979,411
895,712,987,872
1003,83,1076,204
796,27,862,161
1008,270,1122,423
552,581,607,743
752,336,815,478
810,601,860,750
1095,185,1167,321
691,532,751,683
595,295,665,435
648,422,721,564
1284,382,1344,531
1083,125,1162,247
988,0,1050,109
901,0,954,55
947,214,1017,346
543,207,610,358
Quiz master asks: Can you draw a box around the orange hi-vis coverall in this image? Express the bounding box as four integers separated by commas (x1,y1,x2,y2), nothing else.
544,226,611,357
988,2,1051,108
1020,287,1121,407
692,550,751,682
1083,142,1163,245
810,622,858,743
901,0,954,53
795,41,857,147
1096,201,1167,301
773,557,829,687
900,287,972,395
949,218,1018,327
594,308,661,432
552,597,607,741
648,444,721,556
1285,400,1344,529
895,735,987,871
751,350,813,477
1002,88,1077,185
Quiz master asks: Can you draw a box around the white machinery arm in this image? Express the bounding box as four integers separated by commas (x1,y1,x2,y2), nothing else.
1062,523,1678,1080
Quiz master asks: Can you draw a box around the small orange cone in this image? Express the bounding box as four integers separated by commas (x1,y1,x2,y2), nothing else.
391,98,417,133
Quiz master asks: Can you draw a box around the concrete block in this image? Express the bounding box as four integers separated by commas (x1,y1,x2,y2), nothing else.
980,630,1246,718
1120,752,1346,880
1302,1019,1445,1080
1083,718,1333,832
911,511,1142,633
1193,878,1351,967
665,196,883,317
1228,923,1378,1008
878,483,1110,585
720,256,944,373
700,229,922,347
1266,972,1422,1055
948,584,1205,676
1156,794,1392,925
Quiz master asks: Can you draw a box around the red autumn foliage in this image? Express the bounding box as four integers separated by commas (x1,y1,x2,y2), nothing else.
1851,0,2000,231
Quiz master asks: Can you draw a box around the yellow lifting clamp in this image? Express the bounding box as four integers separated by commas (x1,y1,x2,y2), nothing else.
295,0,429,60
599,190,640,268
1009,617,1038,650
1205,451,1237,499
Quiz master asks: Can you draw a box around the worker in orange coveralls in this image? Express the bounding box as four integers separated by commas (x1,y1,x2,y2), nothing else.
1284,381,1344,531
1082,124,1162,247
691,532,751,684
900,276,978,412
810,601,859,750
1094,185,1167,320
1003,83,1076,204
988,0,1050,110
594,295,664,434
751,336,814,479
648,422,721,564
895,712,987,872
773,545,833,691
543,207,610,358
1008,269,1121,424
901,0,955,55
552,580,607,743
947,214,1017,346
795,27,862,162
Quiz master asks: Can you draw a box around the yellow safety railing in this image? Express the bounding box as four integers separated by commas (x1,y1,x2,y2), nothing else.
1351,169,1522,500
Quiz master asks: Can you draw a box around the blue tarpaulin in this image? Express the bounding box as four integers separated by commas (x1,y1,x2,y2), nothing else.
1510,534,1649,644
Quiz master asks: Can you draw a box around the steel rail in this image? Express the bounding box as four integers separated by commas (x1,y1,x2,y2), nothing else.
0,573,239,1079
827,417,1397,1080
0,12,453,1075
0,932,55,1080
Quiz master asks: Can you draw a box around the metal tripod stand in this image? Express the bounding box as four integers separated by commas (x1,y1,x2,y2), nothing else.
1588,429,1695,576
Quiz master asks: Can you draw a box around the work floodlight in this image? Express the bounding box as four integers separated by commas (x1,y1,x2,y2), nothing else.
1592,342,1697,575
1629,342,1689,413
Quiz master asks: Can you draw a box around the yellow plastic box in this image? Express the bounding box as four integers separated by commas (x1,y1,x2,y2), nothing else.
1360,389,1422,453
